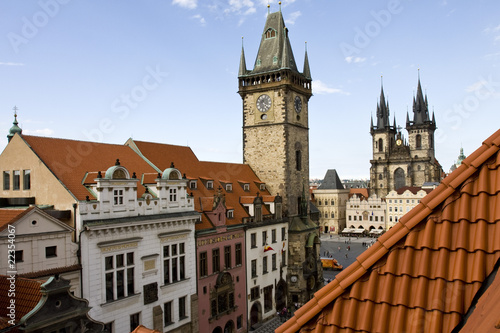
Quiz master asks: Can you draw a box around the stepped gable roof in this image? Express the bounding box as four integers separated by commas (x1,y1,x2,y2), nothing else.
127,140,273,230
0,276,43,328
318,169,344,190
277,128,500,333
21,135,157,200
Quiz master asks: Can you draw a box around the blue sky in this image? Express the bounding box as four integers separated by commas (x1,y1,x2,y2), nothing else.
1,0,499,180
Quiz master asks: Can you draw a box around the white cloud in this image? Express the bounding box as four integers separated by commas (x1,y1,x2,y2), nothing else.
172,0,197,10
313,80,350,95
23,128,54,136
0,62,24,66
191,14,206,26
225,0,256,15
345,56,366,64
285,11,301,25
483,24,500,34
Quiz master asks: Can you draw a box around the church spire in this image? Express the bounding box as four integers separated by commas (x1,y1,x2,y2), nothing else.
238,37,247,76
303,42,311,79
376,80,390,129
7,106,22,142
411,72,430,125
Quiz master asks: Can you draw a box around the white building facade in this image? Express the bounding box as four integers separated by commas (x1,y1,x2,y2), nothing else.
385,187,432,229
79,164,199,333
345,194,386,234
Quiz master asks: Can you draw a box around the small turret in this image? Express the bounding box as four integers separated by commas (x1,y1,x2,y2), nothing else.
238,37,247,76
7,106,22,142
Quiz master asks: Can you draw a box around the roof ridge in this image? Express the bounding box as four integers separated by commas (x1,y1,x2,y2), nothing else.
277,128,500,333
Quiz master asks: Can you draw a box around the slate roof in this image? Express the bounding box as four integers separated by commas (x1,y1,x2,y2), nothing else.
318,169,344,190
0,276,43,329
277,128,500,333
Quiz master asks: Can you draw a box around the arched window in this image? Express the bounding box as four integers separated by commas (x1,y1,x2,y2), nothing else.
416,134,422,149
394,168,405,190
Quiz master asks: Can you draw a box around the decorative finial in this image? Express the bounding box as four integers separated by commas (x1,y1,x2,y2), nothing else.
115,159,120,166
305,41,307,51
279,1,282,11
267,3,270,14
170,162,175,168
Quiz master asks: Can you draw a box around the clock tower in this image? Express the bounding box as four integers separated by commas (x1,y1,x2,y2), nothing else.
238,9,312,217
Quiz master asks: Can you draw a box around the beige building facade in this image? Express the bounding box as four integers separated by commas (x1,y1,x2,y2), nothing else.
385,186,433,229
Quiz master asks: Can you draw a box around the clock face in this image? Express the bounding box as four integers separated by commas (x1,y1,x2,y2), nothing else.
294,96,302,113
396,139,402,146
256,94,272,112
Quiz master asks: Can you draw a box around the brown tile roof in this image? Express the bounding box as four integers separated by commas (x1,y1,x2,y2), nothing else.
0,208,27,232
22,135,158,200
128,140,273,230
18,264,81,279
395,186,432,195
130,325,161,333
0,276,43,327
277,129,500,333
457,262,500,332
348,188,369,200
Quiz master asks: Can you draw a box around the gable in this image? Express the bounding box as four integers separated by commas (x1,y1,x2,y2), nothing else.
0,207,73,236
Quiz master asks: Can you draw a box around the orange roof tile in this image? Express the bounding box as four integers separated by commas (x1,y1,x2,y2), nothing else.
18,264,81,279
130,325,161,333
22,135,158,200
0,276,43,326
277,129,500,333
395,186,432,195
128,140,272,230
0,208,26,232
348,188,369,199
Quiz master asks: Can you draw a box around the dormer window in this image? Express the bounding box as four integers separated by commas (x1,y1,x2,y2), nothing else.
225,183,232,192
265,28,276,39
169,188,177,201
227,210,234,219
190,180,197,189
259,183,266,191
207,181,214,189
244,184,250,191
113,189,124,205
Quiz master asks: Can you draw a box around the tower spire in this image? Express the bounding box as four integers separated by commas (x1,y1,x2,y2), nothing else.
238,37,247,76
303,42,311,79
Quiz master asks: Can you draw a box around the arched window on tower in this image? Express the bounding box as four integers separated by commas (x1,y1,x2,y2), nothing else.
394,168,405,190
296,150,302,171
416,134,422,149
378,138,383,152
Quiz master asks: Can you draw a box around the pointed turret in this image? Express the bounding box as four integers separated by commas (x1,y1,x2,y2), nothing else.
370,115,374,131
406,111,410,127
7,107,22,142
238,38,247,76
303,43,311,79
412,76,430,125
376,84,390,129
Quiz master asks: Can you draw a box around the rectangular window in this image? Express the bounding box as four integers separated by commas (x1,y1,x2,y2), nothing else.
199,252,208,277
272,253,277,271
3,171,9,190
224,245,231,269
212,248,220,273
251,233,257,248
13,170,20,190
104,322,113,333
272,229,277,243
169,188,177,201
164,301,173,326
15,250,23,262
206,181,213,189
262,231,267,246
164,242,185,284
251,259,257,278
179,296,187,319
190,180,197,189
105,252,135,302
130,313,140,332
237,315,243,329
281,227,286,241
250,286,260,300
264,285,273,312
113,189,123,205
23,170,31,190
263,256,268,274
45,246,57,258
235,243,242,266
282,250,286,267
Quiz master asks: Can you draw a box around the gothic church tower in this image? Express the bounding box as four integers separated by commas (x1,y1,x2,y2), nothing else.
238,9,312,217
370,76,442,198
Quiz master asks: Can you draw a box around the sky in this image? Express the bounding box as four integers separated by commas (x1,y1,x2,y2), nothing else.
1,0,499,180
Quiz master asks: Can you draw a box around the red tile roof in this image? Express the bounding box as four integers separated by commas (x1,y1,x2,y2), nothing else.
128,140,273,230
0,276,43,328
18,264,81,279
395,186,432,195
277,129,500,333
22,135,158,200
130,325,161,333
348,188,369,200
0,208,26,232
